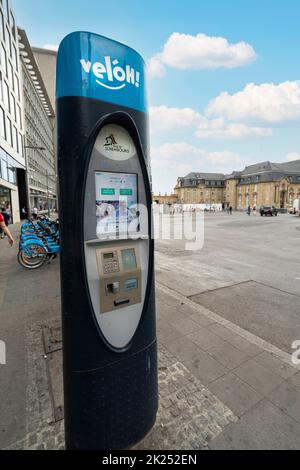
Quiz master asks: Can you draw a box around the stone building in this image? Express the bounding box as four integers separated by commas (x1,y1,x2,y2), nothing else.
174,173,226,205
153,193,178,205
174,160,300,210
227,160,300,210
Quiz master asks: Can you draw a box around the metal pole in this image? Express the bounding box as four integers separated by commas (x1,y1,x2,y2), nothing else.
22,136,31,220
46,170,51,218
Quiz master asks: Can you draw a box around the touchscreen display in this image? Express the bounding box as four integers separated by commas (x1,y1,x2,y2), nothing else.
95,171,138,237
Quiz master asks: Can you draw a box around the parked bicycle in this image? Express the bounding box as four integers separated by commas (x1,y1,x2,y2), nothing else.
18,216,60,269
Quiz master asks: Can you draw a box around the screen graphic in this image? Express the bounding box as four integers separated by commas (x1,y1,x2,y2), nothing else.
95,172,138,237
121,249,137,271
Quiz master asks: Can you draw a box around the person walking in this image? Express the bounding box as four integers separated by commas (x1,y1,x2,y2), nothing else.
229,205,233,215
21,206,28,219
0,211,14,245
32,206,38,220
247,205,251,216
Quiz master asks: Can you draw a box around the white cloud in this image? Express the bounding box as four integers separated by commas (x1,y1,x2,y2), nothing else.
147,56,166,79
43,44,59,51
286,152,300,162
150,105,272,139
195,117,272,139
150,142,244,193
150,105,201,132
206,81,300,123
151,142,241,166
147,32,257,78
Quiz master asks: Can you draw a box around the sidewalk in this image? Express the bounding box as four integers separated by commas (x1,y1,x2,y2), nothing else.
1,223,300,449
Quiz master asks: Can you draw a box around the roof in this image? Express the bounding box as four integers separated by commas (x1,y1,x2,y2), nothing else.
183,172,225,180
18,28,55,117
178,159,300,186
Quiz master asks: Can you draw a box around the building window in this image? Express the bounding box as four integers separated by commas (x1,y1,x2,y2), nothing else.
0,150,8,180
12,125,17,150
18,133,23,156
10,11,16,40
1,45,7,75
8,61,13,88
0,11,5,41
13,44,17,71
17,104,21,128
0,106,5,139
3,80,9,110
2,0,8,19
10,93,15,121
6,116,12,145
5,26,11,58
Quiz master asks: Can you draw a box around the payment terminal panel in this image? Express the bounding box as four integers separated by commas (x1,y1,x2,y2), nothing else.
96,244,141,313
84,123,149,349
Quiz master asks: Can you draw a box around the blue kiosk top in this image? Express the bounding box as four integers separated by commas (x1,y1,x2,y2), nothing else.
56,31,147,113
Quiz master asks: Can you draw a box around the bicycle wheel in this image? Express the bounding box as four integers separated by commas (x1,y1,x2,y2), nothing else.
18,244,48,269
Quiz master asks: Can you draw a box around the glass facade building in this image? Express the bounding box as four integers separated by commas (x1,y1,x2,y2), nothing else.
0,0,25,223
19,27,56,213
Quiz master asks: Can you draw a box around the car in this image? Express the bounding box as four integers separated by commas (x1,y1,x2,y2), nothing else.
260,206,278,216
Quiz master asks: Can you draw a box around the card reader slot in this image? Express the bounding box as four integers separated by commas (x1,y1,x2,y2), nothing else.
114,299,130,307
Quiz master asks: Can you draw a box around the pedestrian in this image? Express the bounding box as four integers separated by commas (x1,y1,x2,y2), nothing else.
229,205,233,215
32,206,38,220
247,205,251,216
0,211,14,245
1,207,9,228
21,206,27,219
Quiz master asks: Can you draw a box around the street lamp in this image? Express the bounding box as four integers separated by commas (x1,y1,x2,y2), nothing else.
23,144,46,217
46,170,57,217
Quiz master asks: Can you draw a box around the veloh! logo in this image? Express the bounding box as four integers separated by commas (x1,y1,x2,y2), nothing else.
80,56,140,91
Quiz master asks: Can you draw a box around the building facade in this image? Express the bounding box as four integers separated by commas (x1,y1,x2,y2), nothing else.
174,173,225,205
18,29,56,212
153,193,178,205
174,160,300,210
0,0,25,223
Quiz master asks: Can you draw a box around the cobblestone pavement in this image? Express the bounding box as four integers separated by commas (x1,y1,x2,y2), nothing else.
6,318,236,450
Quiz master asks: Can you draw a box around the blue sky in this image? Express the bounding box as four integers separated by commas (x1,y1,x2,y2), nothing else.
13,0,300,193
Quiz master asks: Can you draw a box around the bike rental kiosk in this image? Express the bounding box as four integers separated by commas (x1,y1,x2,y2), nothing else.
56,32,158,450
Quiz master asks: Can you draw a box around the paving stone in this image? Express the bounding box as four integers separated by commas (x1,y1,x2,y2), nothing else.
288,371,300,390
187,348,229,385
187,328,224,351
173,303,199,317
208,372,263,417
208,323,236,341
253,351,298,380
189,311,216,327
225,334,263,357
173,317,202,336
238,399,300,449
233,359,284,396
268,381,300,424
208,341,250,369
209,420,267,450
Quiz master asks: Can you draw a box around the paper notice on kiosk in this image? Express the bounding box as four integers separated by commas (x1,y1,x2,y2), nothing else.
95,171,138,238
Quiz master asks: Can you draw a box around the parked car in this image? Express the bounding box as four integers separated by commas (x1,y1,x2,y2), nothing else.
260,206,278,216
288,206,299,215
